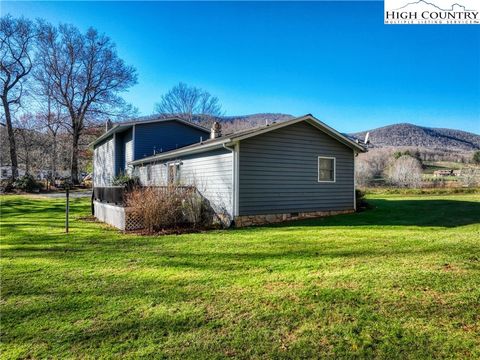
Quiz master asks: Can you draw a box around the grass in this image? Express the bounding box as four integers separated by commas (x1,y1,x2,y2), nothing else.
422,161,469,172
1,193,480,359
363,186,479,195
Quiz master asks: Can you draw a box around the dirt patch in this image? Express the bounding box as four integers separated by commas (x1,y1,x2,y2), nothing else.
126,227,208,236
77,215,98,222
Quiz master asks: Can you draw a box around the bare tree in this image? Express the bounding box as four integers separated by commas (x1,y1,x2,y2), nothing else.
355,149,392,187
14,113,42,175
385,155,423,188
35,99,64,183
154,82,223,124
35,22,137,183
0,15,36,179
31,73,69,183
460,168,480,187
355,159,376,187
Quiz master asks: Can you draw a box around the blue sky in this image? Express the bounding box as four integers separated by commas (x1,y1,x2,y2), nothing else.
2,1,479,133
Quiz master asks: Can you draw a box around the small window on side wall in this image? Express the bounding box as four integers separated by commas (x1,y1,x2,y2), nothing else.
146,164,152,182
167,163,181,184
318,156,335,182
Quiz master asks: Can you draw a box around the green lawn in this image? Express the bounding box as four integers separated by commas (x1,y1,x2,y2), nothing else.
1,193,480,359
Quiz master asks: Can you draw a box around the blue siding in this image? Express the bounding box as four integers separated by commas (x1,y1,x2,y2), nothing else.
134,121,209,160
124,130,133,166
114,128,133,175
114,133,123,175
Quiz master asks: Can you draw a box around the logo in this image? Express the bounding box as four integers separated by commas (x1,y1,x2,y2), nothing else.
385,0,479,24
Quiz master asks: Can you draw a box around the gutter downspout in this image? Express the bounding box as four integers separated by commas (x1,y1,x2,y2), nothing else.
113,132,117,183
353,150,357,212
131,124,136,176
223,143,239,227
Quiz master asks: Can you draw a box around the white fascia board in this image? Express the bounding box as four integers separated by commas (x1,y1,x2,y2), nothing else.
129,139,230,166
228,115,366,153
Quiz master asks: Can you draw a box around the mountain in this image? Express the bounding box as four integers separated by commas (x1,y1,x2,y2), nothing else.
216,113,294,132
352,123,480,151
217,113,294,126
119,114,479,151
394,0,473,12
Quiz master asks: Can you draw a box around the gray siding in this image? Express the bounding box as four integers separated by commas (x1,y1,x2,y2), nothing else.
239,122,354,215
134,148,233,217
134,121,209,159
93,135,115,186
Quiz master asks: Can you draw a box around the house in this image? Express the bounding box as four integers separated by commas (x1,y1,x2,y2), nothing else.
92,114,367,229
92,117,210,186
0,166,23,180
433,169,454,177
0,166,50,181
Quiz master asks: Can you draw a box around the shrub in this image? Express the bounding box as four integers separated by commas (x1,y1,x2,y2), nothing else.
459,168,480,187
112,173,140,189
385,155,422,188
362,187,479,195
182,188,214,228
473,151,480,164
356,160,376,187
126,185,214,232
0,178,15,193
13,174,42,192
393,150,421,162
355,149,391,187
355,189,369,211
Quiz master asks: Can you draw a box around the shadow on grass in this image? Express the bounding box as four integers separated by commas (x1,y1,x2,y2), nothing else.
261,199,480,228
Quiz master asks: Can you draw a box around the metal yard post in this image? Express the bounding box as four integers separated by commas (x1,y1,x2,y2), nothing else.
65,185,70,233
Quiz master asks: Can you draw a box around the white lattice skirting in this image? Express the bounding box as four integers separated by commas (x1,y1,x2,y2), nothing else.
93,201,144,231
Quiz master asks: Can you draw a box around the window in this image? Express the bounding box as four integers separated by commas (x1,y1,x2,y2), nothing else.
318,156,335,182
146,164,152,182
167,162,181,184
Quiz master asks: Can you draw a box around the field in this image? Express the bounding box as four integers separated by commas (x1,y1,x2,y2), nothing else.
1,193,480,359
422,161,465,174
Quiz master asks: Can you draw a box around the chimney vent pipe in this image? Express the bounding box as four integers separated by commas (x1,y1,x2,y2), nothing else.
210,122,222,139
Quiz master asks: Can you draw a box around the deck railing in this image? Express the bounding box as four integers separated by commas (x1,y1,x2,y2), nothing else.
93,186,125,205
92,185,196,206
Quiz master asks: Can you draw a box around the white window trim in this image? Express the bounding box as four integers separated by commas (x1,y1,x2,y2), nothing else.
167,161,182,184
318,156,336,183
146,164,152,182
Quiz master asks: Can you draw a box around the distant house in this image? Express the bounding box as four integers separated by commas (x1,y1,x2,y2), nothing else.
434,169,454,177
0,166,70,181
92,114,366,229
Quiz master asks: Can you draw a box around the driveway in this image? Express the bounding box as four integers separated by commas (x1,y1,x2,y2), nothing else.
38,189,92,198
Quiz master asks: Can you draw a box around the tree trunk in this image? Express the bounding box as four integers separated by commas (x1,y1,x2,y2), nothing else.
1,96,19,179
52,133,57,185
24,140,29,175
71,130,80,184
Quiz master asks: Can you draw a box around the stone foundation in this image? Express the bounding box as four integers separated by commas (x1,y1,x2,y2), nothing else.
94,201,354,230
234,209,354,227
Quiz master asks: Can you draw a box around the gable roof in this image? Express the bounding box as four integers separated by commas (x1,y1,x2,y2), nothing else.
130,114,367,165
90,116,210,147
